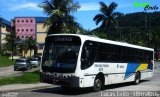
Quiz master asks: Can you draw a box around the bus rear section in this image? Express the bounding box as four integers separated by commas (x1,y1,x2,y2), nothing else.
40,35,82,87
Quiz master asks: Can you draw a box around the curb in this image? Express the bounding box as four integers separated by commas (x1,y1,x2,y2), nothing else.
0,83,52,92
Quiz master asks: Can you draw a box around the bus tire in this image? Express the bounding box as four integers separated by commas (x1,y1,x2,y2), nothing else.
134,72,141,85
93,76,103,92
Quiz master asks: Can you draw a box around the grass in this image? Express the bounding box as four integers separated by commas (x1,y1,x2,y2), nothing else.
0,56,15,67
0,71,40,86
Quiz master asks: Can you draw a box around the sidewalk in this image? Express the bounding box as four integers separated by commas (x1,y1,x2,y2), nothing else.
0,83,52,92
0,66,22,78
0,66,39,78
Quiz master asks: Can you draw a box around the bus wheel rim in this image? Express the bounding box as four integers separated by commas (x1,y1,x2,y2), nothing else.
95,79,101,90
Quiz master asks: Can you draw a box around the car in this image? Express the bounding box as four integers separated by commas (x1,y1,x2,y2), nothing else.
30,57,40,67
14,58,32,71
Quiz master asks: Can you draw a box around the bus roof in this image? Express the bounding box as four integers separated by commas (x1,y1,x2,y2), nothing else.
47,34,154,51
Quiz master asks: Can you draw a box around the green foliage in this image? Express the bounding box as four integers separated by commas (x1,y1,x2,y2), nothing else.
17,37,36,57
2,32,17,55
0,56,15,67
93,2,123,30
39,0,82,34
0,71,40,85
93,1,123,39
90,28,107,39
26,37,37,57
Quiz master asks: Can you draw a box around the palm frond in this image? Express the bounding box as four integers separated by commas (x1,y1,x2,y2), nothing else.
108,2,118,15
93,14,105,25
99,1,109,15
38,1,54,16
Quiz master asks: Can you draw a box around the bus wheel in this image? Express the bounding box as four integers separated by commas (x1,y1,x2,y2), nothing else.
134,72,141,85
93,77,103,92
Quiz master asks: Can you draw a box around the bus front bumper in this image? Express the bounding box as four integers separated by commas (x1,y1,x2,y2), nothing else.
40,72,80,87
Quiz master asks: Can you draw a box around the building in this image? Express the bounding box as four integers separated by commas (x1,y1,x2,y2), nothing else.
13,17,48,56
15,17,36,39
0,18,12,49
35,17,48,55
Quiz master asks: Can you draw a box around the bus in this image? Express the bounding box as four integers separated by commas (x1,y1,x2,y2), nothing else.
40,34,154,91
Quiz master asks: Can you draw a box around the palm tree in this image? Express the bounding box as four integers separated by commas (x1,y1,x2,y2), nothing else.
39,0,81,35
93,2,123,38
26,37,36,57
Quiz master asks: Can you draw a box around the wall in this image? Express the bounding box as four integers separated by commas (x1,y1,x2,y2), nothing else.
36,23,48,32
36,23,47,55
0,25,7,47
15,17,36,39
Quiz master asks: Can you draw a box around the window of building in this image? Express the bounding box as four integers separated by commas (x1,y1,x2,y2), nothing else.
30,20,33,23
26,29,28,31
26,20,28,22
22,29,24,31
22,36,24,38
17,29,19,32
22,20,24,22
17,20,20,23
30,29,33,32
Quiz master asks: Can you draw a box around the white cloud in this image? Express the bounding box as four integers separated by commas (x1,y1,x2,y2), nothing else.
78,3,131,11
0,0,41,12
8,2,41,11
79,3,99,11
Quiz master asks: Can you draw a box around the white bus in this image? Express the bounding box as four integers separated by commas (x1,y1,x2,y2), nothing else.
40,34,154,91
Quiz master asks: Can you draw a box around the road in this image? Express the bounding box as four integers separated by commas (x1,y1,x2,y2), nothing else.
1,62,160,97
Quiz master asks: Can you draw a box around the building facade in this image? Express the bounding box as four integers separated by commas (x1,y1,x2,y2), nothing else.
15,17,36,39
35,17,48,55
13,17,48,56
0,18,12,49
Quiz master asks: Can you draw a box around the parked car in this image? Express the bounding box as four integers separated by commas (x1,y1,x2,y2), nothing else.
30,57,40,67
14,58,32,71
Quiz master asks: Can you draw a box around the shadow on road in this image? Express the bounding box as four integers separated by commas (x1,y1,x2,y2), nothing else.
32,80,150,95
32,86,93,95
103,80,149,90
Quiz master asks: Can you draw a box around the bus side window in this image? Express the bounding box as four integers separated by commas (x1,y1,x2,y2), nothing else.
81,41,97,70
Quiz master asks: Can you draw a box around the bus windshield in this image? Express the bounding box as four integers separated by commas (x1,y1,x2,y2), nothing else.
42,36,81,73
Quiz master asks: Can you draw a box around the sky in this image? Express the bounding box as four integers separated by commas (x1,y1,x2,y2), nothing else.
0,0,159,30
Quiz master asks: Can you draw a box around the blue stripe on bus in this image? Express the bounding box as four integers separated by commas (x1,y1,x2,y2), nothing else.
124,63,140,80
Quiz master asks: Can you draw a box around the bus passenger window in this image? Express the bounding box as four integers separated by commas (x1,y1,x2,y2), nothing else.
81,41,97,70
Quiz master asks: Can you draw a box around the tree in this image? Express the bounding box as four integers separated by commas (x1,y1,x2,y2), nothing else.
26,37,36,57
93,2,123,39
39,0,81,34
150,27,160,60
2,32,16,55
17,40,28,58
